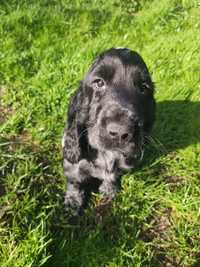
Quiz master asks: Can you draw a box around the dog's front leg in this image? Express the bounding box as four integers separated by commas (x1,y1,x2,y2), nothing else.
98,172,118,199
64,182,85,217
95,151,119,200
64,159,93,216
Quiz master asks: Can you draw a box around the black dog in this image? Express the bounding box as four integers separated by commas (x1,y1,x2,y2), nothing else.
62,48,156,216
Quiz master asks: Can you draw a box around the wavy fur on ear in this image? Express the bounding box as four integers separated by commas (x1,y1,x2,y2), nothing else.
67,83,91,127
62,83,90,163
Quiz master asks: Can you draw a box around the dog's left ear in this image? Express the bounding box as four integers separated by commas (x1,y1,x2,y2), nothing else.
142,75,156,135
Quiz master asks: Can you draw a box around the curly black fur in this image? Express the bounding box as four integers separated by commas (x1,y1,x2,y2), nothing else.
62,48,156,216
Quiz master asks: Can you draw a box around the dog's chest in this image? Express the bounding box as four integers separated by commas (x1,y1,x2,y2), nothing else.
91,151,117,181
95,151,116,172
92,149,135,179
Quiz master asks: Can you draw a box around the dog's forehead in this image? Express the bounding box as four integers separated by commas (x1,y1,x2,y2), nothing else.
93,55,143,84
85,48,149,85
102,48,145,66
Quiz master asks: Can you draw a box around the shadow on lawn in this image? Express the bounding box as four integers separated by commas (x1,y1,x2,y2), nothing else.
143,100,200,164
46,100,200,267
156,100,200,149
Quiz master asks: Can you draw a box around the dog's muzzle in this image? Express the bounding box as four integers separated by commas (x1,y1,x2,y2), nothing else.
101,104,140,147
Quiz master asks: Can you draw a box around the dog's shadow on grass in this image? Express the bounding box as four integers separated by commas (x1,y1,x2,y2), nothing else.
46,100,200,267
143,100,200,164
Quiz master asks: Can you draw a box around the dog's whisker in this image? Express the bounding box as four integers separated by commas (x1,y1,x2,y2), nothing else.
139,146,144,161
145,134,167,153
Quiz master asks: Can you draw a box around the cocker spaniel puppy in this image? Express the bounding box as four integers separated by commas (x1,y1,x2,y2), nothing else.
62,48,156,217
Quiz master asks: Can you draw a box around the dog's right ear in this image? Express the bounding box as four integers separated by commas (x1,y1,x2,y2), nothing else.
63,82,91,163
67,82,88,128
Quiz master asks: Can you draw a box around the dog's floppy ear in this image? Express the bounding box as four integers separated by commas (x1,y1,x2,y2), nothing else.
67,82,90,128
63,82,90,163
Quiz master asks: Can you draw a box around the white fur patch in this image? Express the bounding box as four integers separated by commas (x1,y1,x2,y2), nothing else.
61,132,66,148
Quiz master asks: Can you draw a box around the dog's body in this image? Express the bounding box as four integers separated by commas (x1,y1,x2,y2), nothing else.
62,48,156,216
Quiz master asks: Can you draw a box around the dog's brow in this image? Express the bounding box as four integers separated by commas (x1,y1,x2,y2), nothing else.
93,62,116,81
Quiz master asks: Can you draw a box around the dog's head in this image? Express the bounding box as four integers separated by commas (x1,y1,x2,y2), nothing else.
67,48,155,168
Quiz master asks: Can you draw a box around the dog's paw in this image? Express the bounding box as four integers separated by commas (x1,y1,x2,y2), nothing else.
64,189,84,217
99,181,118,199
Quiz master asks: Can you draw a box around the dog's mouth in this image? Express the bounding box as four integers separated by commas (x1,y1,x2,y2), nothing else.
98,129,144,170
87,122,145,174
123,146,144,165
87,118,145,170
116,141,144,170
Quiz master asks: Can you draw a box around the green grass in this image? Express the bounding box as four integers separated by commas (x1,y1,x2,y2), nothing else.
0,0,200,266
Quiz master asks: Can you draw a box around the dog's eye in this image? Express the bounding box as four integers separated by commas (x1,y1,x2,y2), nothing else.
94,79,105,88
140,82,149,94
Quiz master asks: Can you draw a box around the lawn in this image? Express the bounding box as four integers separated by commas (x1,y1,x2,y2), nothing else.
0,0,200,266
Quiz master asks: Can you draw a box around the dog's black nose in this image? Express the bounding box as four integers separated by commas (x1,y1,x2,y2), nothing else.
106,123,132,143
